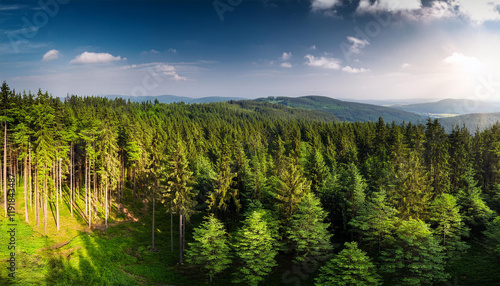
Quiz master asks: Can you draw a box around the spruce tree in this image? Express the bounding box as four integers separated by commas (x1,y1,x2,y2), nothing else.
428,193,469,260
350,189,398,252
186,215,231,282
380,219,448,286
287,192,333,264
315,242,381,286
233,209,278,286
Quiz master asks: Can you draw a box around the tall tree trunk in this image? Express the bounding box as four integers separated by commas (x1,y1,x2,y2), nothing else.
44,166,47,235
70,142,73,217
183,215,186,252
105,178,108,231
179,213,183,264
152,191,155,250
4,121,7,218
89,159,92,229
133,167,136,202
85,155,88,214
24,154,28,222
29,138,32,211
35,167,39,228
56,161,59,232
170,208,173,252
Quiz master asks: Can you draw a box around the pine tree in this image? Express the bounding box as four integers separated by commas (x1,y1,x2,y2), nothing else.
457,165,494,232
483,216,500,258
350,189,398,252
315,242,381,286
428,193,469,260
233,209,278,286
164,141,196,264
338,163,366,235
287,192,333,264
306,149,329,193
380,219,448,286
186,215,232,282
276,157,310,225
207,146,240,222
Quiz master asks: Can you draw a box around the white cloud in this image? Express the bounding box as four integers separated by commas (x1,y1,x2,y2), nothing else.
455,0,500,23
70,51,124,64
141,49,159,55
443,52,485,74
401,63,412,69
281,62,292,68
42,49,59,61
347,36,370,54
281,52,292,61
125,62,187,81
168,48,177,53
357,0,422,13
305,54,342,69
342,66,369,73
311,0,341,11
308,45,317,50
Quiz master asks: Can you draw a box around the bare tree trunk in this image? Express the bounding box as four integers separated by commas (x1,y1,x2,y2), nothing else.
170,209,173,252
44,166,47,235
85,155,88,214
56,161,59,232
29,138,32,211
152,192,155,250
89,159,92,229
133,167,136,202
4,121,7,218
24,154,28,222
105,178,108,231
183,215,186,252
70,142,73,217
35,167,39,228
179,213,183,264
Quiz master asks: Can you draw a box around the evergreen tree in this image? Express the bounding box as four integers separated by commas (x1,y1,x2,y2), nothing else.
428,193,469,260
483,216,500,258
287,192,333,264
164,141,196,264
457,165,494,232
315,242,381,286
276,157,310,225
380,219,448,286
233,209,278,286
186,215,232,282
350,189,398,252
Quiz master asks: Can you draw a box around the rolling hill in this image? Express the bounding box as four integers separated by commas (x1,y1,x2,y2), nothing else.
105,94,247,104
255,95,425,124
439,112,500,133
392,99,500,117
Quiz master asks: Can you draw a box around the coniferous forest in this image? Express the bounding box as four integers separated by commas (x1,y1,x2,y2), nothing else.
1,81,500,285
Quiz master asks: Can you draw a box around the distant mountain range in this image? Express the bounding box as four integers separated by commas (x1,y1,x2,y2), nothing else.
256,96,424,124
391,99,500,117
104,94,246,104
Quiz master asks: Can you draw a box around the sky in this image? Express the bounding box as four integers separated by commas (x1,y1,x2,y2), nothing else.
2,0,500,101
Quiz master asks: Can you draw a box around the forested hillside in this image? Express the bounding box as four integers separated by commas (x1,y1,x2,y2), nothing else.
1,81,500,285
257,95,425,124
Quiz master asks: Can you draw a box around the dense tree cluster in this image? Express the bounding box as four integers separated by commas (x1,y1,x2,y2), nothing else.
1,81,499,284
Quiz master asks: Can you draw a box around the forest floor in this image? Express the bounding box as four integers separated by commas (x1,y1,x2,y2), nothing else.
1,183,499,285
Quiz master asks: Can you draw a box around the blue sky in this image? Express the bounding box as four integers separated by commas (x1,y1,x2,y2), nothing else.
2,0,500,101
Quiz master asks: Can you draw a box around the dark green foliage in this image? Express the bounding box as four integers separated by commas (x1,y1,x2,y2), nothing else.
315,242,381,286
428,194,469,260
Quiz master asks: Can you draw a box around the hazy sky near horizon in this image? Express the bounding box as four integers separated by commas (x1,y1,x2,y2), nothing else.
2,0,500,101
